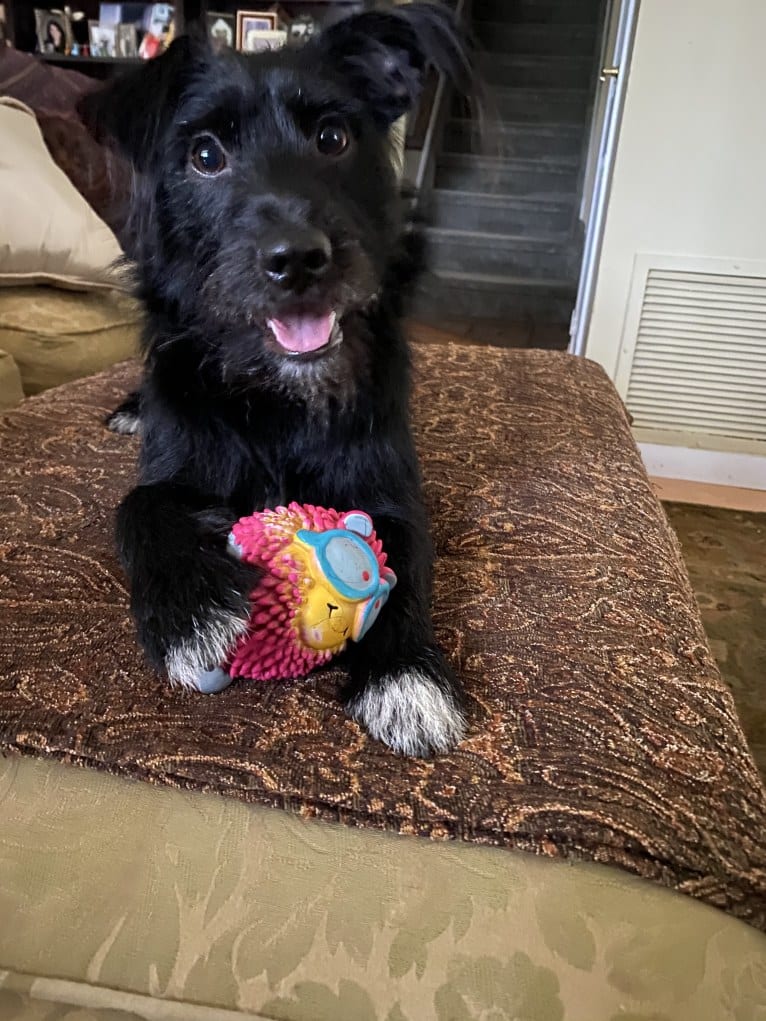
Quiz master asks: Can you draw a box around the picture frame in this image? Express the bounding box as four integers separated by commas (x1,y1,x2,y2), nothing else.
143,3,173,32
238,27,287,54
116,22,137,56
138,4,174,59
287,13,316,47
206,10,234,49
98,4,147,27
88,19,116,57
35,8,73,55
235,10,278,49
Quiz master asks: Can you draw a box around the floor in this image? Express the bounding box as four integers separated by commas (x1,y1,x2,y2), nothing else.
651,477,766,515
665,502,766,783
409,318,570,350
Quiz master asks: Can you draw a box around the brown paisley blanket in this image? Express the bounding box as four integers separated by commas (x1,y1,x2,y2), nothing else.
1,345,764,930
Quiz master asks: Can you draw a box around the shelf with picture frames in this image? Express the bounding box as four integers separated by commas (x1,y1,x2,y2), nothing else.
4,0,433,158
4,0,374,74
207,2,371,54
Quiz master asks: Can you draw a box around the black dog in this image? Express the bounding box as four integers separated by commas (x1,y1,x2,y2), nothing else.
97,2,473,756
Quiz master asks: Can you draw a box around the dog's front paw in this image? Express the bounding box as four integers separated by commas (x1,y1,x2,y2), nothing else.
164,606,251,689
106,392,142,435
348,656,466,757
130,549,257,691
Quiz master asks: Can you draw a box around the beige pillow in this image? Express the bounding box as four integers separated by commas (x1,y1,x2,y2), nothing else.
0,97,126,291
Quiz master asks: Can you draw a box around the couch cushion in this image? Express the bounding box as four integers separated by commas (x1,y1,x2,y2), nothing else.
0,98,124,290
0,754,764,1021
0,285,140,394
0,347,23,410
0,347,764,933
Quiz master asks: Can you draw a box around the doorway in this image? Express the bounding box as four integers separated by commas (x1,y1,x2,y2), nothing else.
570,0,641,356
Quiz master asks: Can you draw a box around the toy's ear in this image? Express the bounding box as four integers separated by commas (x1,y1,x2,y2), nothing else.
312,2,473,128
341,511,374,537
80,34,207,169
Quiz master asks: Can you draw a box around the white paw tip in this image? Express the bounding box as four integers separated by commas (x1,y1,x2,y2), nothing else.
165,609,250,689
350,668,465,757
107,410,141,436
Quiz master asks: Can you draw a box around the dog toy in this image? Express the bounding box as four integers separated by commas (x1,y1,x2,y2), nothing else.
195,504,396,693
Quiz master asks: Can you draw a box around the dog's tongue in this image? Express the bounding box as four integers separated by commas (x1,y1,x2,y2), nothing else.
267,311,335,354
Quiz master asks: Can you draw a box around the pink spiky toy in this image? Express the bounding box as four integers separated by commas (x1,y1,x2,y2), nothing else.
194,503,396,693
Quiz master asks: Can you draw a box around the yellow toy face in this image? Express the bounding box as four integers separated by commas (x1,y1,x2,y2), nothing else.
299,582,357,652
285,524,396,653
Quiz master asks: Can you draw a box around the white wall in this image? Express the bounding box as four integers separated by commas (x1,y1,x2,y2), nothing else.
584,0,766,380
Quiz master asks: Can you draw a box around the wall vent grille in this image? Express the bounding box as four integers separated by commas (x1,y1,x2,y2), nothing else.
625,269,766,441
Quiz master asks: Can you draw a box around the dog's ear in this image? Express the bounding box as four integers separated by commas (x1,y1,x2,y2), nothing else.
314,2,473,128
81,35,205,169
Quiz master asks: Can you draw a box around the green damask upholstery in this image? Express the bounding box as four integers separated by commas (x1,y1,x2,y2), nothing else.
1,756,764,1021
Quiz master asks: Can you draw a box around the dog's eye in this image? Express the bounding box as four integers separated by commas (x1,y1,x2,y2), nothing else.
190,136,227,176
316,120,349,157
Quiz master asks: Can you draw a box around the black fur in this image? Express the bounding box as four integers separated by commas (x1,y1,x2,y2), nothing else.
98,2,472,756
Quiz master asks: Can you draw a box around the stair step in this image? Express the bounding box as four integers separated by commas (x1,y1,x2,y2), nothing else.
482,86,590,123
426,227,573,278
474,20,598,56
413,270,577,323
478,53,593,89
472,0,602,24
435,153,579,195
428,189,575,235
445,118,583,159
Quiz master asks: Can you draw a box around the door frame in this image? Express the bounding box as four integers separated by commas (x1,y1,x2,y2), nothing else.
569,0,641,356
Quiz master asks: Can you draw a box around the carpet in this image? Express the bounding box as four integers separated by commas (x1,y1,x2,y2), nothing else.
1,347,765,930
664,502,766,783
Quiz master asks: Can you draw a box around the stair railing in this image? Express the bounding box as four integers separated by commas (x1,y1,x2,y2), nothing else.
410,0,471,201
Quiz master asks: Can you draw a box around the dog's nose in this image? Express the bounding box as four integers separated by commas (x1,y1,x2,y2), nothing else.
263,229,332,291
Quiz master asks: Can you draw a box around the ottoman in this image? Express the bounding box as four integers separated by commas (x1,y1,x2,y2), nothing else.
0,345,764,1021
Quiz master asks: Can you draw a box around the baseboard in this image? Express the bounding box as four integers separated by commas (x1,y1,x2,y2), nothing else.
639,443,766,495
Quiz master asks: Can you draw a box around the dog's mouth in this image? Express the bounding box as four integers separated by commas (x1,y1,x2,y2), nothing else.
266,310,340,358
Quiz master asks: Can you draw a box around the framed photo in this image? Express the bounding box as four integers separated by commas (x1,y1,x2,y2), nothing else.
116,22,137,56
143,3,173,32
206,11,234,49
138,4,173,59
287,14,316,47
238,27,286,53
88,19,116,57
35,9,72,54
99,3,147,27
235,10,278,49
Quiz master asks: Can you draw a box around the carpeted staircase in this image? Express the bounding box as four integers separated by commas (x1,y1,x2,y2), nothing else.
416,0,605,324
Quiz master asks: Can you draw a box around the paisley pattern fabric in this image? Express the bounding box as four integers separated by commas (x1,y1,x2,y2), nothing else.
0,346,764,932
0,755,765,1021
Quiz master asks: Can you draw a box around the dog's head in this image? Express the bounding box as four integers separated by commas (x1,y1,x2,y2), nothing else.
91,3,471,393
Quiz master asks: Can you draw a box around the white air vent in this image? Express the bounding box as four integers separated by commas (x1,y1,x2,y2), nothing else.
624,268,766,443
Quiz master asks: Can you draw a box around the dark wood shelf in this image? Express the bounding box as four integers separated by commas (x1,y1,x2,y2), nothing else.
6,0,372,63
37,53,143,65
